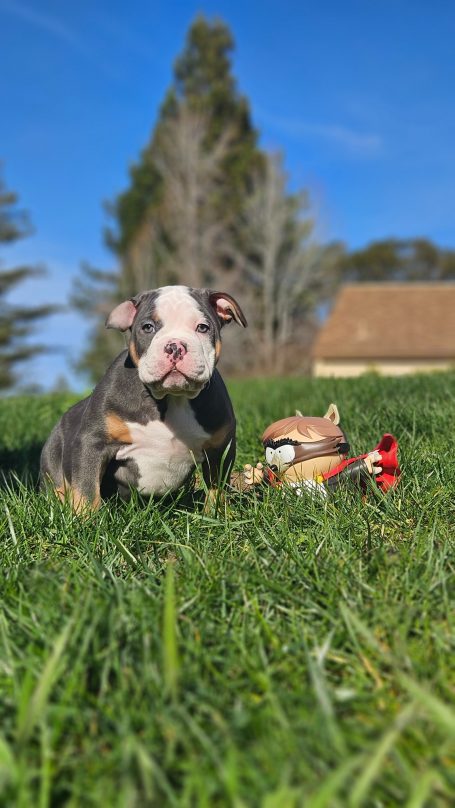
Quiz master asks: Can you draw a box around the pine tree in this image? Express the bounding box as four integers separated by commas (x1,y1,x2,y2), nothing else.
0,174,57,391
107,16,261,259
74,16,264,382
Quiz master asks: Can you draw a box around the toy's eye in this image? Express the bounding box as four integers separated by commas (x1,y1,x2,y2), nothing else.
265,447,274,464
196,323,210,333
276,444,296,464
142,322,155,333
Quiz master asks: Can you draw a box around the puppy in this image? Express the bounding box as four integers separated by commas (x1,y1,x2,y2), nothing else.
40,286,247,510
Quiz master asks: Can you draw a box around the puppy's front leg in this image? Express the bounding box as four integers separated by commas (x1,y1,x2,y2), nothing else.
201,441,235,514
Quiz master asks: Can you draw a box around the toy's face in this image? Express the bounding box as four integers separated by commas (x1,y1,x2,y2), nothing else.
264,426,345,482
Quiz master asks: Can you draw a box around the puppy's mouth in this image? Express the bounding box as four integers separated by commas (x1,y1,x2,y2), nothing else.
162,366,190,381
147,368,207,399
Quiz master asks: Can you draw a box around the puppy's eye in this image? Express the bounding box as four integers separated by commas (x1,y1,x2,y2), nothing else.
141,322,155,333
196,323,210,333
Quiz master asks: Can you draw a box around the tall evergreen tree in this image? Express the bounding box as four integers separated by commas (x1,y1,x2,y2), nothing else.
74,16,264,382
107,16,262,259
0,173,57,391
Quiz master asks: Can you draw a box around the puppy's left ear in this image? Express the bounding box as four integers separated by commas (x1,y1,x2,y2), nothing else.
209,292,247,328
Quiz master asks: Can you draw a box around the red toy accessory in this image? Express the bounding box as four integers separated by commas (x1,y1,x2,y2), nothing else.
322,433,400,492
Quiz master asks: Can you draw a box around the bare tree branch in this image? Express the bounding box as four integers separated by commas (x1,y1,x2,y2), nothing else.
237,152,338,373
153,106,234,288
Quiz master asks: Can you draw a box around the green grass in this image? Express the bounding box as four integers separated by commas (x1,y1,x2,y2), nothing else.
0,372,454,807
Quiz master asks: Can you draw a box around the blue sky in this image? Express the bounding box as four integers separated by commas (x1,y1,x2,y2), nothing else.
1,0,454,390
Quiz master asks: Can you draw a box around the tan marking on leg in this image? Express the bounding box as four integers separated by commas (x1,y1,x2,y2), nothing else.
70,487,101,514
91,489,102,510
129,341,140,366
70,487,89,514
54,479,100,512
204,487,219,513
105,413,132,444
203,487,227,516
55,485,66,503
203,423,232,450
54,476,70,503
205,488,218,507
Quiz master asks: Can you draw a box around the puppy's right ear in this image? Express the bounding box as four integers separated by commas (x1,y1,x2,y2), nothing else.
105,299,138,331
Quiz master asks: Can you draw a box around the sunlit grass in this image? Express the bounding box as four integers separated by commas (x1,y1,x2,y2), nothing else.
0,372,454,805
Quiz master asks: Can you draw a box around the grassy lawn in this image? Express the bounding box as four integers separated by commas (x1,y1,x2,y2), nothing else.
0,372,454,806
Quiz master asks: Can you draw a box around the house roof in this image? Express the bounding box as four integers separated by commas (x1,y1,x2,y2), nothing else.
313,284,455,360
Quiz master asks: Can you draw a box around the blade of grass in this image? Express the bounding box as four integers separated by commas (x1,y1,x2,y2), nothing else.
349,704,415,808
111,536,139,569
162,561,179,701
405,768,441,808
399,675,455,738
307,755,364,808
0,734,16,791
16,617,74,743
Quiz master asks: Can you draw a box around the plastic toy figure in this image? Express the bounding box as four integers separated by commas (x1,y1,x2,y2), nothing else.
233,403,400,498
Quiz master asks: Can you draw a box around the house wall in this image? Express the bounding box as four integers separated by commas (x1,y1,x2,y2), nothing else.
313,359,454,378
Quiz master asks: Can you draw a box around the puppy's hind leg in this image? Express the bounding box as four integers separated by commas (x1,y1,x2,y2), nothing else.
41,426,113,514
40,422,66,495
61,435,115,513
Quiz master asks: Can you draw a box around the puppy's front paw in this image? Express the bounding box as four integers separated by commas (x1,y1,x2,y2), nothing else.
203,487,226,516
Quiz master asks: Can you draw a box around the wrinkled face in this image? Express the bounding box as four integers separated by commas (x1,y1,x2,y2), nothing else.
107,286,247,399
132,287,221,398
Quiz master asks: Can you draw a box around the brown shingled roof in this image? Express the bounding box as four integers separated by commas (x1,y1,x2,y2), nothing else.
313,284,455,360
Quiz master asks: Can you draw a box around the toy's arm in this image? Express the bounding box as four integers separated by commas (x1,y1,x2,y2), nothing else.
323,451,381,492
322,432,400,493
229,462,264,492
243,462,264,485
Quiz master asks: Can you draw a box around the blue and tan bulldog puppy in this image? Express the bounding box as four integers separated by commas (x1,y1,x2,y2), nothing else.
40,285,247,511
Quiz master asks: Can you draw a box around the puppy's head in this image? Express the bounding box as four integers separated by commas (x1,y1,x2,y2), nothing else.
106,285,247,399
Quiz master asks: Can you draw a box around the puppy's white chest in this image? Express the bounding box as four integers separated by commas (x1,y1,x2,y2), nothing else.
115,400,209,495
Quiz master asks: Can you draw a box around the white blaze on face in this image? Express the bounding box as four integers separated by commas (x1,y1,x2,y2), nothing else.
137,286,217,397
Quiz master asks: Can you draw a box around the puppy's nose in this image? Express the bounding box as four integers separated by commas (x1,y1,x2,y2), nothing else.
164,340,187,362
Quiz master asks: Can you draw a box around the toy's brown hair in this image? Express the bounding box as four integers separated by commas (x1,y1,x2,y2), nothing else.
262,415,344,444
